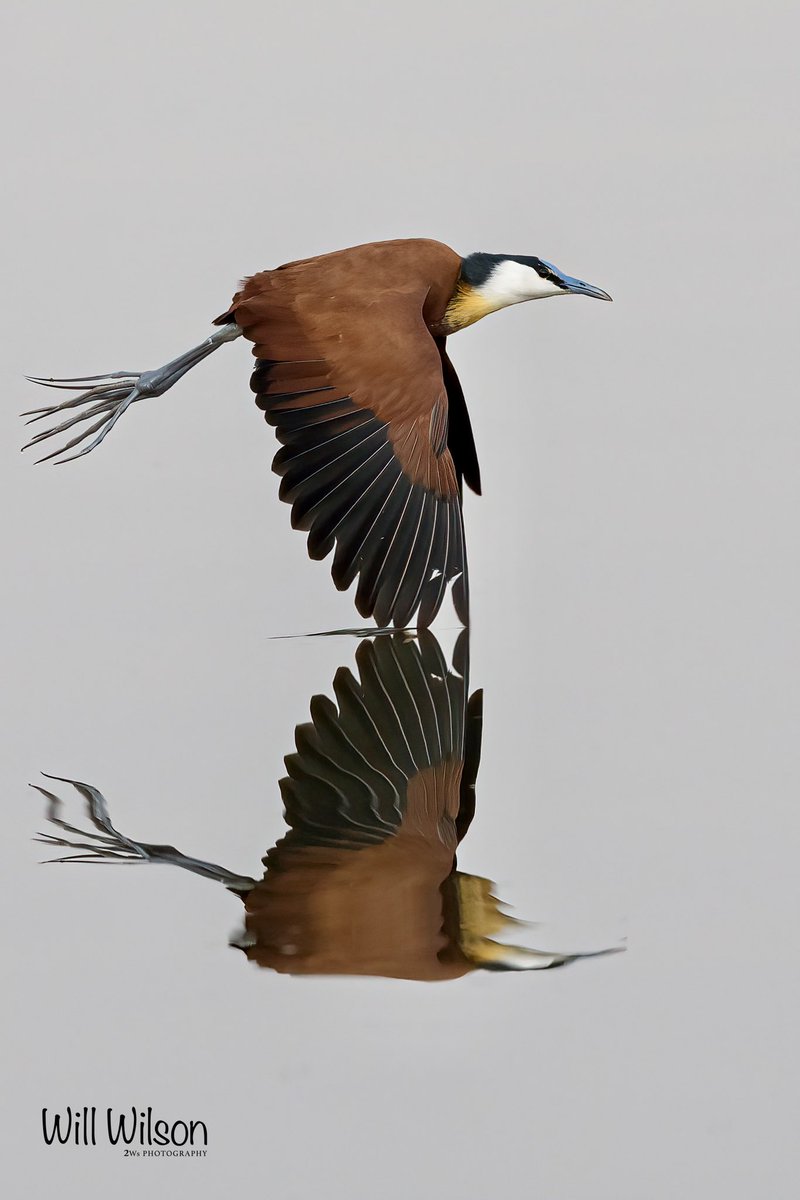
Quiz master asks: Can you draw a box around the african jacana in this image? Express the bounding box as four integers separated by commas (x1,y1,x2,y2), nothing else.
23,240,611,628
33,632,621,980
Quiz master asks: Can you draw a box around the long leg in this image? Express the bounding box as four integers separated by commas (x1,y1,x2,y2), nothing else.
31,773,256,894
22,322,242,465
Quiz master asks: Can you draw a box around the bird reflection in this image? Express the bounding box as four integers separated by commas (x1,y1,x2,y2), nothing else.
33,632,620,981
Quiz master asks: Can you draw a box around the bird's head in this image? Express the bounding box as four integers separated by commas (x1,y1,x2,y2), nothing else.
441,251,612,333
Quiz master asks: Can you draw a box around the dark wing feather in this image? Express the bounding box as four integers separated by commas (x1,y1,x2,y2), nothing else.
271,633,472,857
455,688,483,843
437,340,482,496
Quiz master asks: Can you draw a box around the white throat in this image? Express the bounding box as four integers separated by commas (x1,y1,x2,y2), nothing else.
478,260,565,309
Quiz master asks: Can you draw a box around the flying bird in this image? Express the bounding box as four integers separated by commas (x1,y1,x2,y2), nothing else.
23,239,611,628
32,632,621,980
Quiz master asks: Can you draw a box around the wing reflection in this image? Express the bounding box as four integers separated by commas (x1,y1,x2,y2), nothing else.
33,632,621,981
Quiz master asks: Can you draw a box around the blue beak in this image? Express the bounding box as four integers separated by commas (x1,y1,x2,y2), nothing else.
558,272,613,302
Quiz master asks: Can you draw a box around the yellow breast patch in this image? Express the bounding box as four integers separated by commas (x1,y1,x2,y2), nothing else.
442,282,502,333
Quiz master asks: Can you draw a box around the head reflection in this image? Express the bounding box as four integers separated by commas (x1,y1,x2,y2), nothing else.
34,632,618,981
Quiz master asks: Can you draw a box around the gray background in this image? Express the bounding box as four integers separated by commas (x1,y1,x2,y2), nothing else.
2,1,798,1196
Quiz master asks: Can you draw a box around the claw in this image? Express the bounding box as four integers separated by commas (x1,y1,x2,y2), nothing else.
21,377,141,465
34,773,133,846
22,387,114,419
33,415,111,464
22,382,132,422
23,395,126,447
25,372,141,387
29,785,120,846
52,393,138,464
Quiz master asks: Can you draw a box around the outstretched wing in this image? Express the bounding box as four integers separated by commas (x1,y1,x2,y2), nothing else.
272,632,474,857
218,245,469,628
